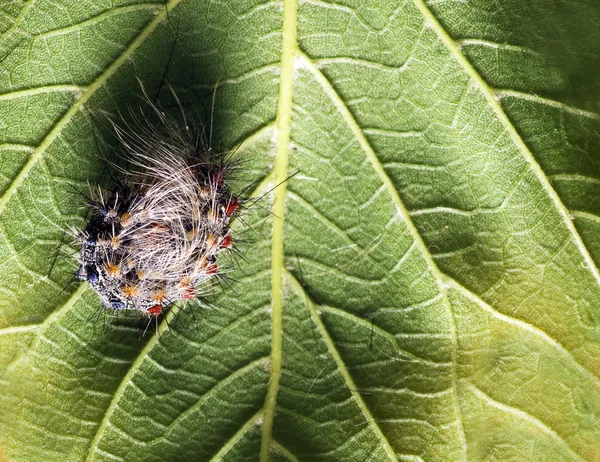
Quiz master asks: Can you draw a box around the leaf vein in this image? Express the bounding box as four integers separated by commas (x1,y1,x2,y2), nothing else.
0,0,183,215
261,0,297,459
271,440,301,462
412,0,600,290
0,0,35,44
322,305,451,367
494,89,600,120
209,411,262,461
146,357,270,447
464,383,582,460
0,84,84,102
295,47,467,457
30,4,164,40
285,269,398,461
444,276,600,385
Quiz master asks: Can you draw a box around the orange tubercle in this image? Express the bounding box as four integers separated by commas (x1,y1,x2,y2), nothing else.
106,263,120,277
123,285,139,298
199,184,212,199
111,236,120,250
186,227,198,241
152,289,168,303
206,233,217,250
207,208,219,223
120,212,132,227
196,256,208,272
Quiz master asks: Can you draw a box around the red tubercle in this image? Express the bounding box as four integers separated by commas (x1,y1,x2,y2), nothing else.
220,234,233,249
224,198,239,217
182,287,195,299
146,305,163,317
206,264,218,275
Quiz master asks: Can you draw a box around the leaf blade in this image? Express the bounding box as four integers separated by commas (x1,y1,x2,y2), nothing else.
1,0,600,460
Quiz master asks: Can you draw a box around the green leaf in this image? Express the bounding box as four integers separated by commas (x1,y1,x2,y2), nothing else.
1,0,599,460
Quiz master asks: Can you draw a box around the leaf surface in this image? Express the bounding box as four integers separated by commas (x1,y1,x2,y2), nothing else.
1,0,599,460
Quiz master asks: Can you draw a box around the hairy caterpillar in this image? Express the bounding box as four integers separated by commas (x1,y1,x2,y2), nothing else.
73,89,243,324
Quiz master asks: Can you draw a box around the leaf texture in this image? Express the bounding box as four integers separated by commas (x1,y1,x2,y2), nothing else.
1,0,599,461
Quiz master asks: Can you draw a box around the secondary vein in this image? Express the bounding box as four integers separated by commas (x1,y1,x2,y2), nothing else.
412,0,600,289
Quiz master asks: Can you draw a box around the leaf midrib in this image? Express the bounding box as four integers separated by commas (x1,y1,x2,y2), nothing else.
260,0,297,459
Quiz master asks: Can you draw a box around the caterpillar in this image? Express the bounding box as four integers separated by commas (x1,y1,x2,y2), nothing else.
73,90,242,323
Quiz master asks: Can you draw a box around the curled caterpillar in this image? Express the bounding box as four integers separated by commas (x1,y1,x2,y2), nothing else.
74,96,241,319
